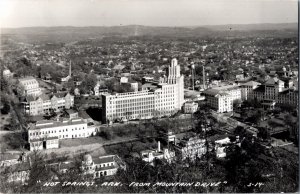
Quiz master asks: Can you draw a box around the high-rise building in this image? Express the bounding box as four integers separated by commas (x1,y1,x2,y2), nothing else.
101,58,184,123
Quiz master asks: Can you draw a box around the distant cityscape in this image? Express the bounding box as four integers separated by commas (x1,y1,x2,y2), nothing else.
0,23,298,193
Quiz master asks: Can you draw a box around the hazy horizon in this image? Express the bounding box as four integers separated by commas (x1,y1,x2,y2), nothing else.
1,22,298,30
0,0,298,28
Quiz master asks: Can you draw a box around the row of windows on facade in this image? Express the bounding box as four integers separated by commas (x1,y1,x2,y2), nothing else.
115,105,175,111
30,105,66,110
31,133,93,140
108,105,175,113
109,102,175,110
85,162,114,169
30,101,72,105
107,110,174,119
111,98,176,106
114,103,175,109
110,94,175,103
29,127,86,136
109,95,175,104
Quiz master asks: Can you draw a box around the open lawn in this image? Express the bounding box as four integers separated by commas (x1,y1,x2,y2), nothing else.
60,136,104,147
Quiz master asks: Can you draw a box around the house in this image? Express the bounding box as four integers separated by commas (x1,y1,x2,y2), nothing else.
94,82,108,96
183,101,198,113
174,136,207,161
81,154,126,179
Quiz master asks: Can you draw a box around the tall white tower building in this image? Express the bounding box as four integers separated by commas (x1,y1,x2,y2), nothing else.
101,58,184,123
167,58,184,110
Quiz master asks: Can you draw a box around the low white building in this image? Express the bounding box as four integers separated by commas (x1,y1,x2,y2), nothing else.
28,117,98,151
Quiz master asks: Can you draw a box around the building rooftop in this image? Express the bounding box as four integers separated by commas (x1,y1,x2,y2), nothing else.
212,85,240,91
29,118,86,131
253,85,265,93
66,109,78,115
93,155,115,164
203,89,229,97
18,76,36,82
265,77,284,85
240,81,261,87
50,92,70,98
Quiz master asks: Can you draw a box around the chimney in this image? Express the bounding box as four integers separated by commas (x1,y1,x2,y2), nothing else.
163,148,169,158
158,141,161,152
28,156,32,167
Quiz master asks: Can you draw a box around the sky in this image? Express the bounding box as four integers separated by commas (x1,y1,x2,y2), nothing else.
0,0,298,28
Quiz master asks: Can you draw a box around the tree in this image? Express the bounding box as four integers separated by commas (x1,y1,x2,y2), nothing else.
1,101,10,114
233,99,242,110
79,73,97,94
257,127,270,140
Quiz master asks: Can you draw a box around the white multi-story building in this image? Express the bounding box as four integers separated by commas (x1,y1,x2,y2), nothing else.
252,77,298,106
28,117,97,151
102,58,184,123
18,76,42,97
22,92,74,116
205,77,298,113
203,85,241,113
